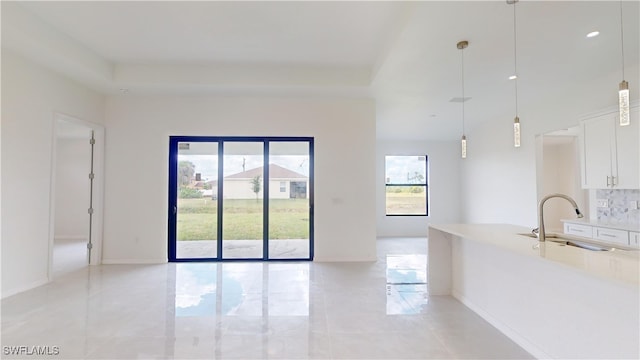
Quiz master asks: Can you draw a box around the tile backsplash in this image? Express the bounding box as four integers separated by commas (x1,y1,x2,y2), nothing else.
596,189,640,224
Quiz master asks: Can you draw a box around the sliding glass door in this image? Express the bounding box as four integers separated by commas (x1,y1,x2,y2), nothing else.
173,141,219,259
222,142,264,259
168,137,313,261
268,141,311,260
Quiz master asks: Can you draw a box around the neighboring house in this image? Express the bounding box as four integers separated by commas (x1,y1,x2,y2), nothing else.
209,164,308,200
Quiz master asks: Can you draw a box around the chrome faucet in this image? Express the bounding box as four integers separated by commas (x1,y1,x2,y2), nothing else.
538,193,583,242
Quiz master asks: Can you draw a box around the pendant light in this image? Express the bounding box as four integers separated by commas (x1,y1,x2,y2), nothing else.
457,40,469,159
508,0,521,147
618,0,630,126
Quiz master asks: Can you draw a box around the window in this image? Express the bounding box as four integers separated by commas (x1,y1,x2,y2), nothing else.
168,136,314,261
385,155,428,216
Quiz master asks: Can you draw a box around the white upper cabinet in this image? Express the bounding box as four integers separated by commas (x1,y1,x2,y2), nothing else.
614,107,640,188
581,114,614,188
580,106,639,189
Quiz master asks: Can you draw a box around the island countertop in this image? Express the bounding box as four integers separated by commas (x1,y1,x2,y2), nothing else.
428,223,639,287
428,223,640,359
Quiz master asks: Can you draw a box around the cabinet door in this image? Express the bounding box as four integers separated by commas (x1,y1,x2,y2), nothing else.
613,107,640,189
581,115,614,189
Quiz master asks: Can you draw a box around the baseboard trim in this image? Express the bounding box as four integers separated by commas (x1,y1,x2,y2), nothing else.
1,277,49,299
452,289,549,360
101,258,167,265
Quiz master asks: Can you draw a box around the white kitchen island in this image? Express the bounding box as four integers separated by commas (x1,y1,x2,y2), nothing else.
428,223,639,360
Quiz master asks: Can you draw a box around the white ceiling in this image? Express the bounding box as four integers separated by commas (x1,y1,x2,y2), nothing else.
3,1,639,141
20,1,407,66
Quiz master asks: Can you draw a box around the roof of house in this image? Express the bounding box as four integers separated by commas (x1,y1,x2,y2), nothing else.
225,164,307,180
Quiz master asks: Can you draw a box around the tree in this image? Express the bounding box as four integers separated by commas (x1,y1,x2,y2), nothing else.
407,171,425,184
178,161,195,186
251,175,261,200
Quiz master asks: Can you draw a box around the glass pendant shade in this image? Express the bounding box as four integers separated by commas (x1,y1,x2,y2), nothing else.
509,0,521,148
513,117,521,147
619,80,630,126
461,135,467,159
457,40,469,159
617,1,629,127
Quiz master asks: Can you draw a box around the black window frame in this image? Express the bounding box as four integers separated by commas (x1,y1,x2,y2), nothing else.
168,136,315,262
384,155,429,217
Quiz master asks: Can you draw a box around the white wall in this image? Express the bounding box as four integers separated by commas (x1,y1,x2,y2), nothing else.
103,96,376,263
376,140,461,237
461,65,640,228
1,51,105,298
54,138,91,239
540,138,586,232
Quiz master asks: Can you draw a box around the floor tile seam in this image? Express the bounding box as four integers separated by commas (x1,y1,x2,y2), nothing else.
426,323,462,359
316,289,334,360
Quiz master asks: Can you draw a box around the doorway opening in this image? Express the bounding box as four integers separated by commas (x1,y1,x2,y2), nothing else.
538,126,588,232
168,137,314,261
50,116,103,277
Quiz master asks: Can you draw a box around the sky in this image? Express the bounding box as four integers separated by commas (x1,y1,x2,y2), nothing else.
385,156,427,184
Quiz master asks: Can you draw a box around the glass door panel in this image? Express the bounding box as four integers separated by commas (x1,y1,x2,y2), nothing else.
268,142,310,259
222,142,264,259
170,137,312,262
176,141,218,259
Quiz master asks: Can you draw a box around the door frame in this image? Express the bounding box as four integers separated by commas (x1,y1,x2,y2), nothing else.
168,136,314,262
48,113,105,280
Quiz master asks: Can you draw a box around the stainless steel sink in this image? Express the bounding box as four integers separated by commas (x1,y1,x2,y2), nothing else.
565,241,611,251
516,232,627,251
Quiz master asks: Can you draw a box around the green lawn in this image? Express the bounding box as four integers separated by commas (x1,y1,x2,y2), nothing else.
177,198,309,240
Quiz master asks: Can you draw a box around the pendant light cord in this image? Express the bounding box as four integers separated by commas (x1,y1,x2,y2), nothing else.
620,0,625,80
461,46,466,135
513,1,519,116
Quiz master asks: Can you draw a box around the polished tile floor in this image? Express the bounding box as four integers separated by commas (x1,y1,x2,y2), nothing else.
1,238,533,359
52,238,88,277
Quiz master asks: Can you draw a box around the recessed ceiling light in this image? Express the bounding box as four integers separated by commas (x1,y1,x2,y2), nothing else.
509,75,517,80
586,31,600,38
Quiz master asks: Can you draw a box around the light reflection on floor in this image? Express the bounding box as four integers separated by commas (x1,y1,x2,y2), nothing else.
175,254,428,318
175,264,217,317
175,263,310,318
386,254,428,315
